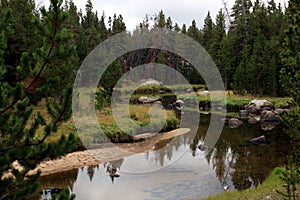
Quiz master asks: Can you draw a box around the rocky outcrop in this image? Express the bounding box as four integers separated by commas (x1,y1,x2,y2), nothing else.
241,99,283,130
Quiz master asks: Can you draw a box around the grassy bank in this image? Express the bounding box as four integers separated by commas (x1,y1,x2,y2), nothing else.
34,99,179,145
203,167,285,200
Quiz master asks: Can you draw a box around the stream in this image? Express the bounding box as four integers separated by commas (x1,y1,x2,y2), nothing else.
36,114,290,200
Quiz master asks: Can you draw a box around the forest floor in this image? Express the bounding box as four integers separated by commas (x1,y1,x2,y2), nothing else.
30,128,190,176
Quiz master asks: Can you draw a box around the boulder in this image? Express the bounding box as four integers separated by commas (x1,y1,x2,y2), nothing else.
249,99,274,108
240,110,249,119
186,88,194,93
261,121,281,131
139,78,162,86
245,104,261,116
260,110,281,122
228,118,243,128
138,96,160,104
174,100,184,110
248,118,258,124
245,99,274,116
197,90,210,97
249,135,266,144
198,144,207,151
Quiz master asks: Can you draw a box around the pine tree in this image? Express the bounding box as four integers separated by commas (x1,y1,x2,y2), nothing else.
187,20,201,43
112,14,126,35
166,16,173,30
279,0,300,138
0,0,77,199
2,0,39,85
202,11,214,50
181,24,187,34
155,10,166,28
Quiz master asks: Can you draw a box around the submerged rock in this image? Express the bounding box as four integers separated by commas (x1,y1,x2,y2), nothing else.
228,118,243,128
248,118,258,124
198,144,207,151
174,100,184,110
249,135,266,144
261,121,281,131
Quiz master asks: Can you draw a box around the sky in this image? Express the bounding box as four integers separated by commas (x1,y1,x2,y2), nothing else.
37,0,287,32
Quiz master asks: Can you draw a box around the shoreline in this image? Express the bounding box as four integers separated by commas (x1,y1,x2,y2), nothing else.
34,128,190,176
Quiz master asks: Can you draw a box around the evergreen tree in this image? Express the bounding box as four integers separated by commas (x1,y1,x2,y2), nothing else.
0,0,77,199
202,11,214,49
181,24,187,34
279,0,300,137
112,14,126,35
2,0,39,85
174,23,180,32
166,16,173,30
155,10,166,28
187,20,201,43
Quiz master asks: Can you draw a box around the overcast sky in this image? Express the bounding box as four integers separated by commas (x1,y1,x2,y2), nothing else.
38,0,287,32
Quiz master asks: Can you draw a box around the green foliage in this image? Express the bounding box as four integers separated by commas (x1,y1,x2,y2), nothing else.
277,156,300,200
277,1,300,199
0,0,77,199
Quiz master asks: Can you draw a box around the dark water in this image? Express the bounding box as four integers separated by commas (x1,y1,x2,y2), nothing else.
35,114,290,200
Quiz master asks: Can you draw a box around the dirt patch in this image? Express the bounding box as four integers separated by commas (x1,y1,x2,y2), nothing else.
31,128,190,176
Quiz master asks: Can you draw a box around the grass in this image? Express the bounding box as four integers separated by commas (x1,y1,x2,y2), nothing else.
33,86,291,145
32,95,179,146
203,167,285,200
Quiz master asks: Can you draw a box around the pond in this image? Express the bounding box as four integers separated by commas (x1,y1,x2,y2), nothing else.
36,114,290,200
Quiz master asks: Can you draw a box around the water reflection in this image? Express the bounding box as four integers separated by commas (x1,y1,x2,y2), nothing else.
37,114,290,199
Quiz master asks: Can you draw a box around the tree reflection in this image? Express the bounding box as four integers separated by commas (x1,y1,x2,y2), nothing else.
146,113,290,191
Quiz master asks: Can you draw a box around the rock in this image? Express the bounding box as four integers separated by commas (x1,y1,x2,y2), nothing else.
262,106,273,111
265,195,276,199
248,118,258,124
249,135,266,144
261,110,281,122
245,99,274,116
138,96,160,104
109,173,120,178
167,104,173,110
228,118,243,128
261,121,281,131
174,100,184,110
44,188,62,195
197,90,210,97
274,108,290,115
153,101,163,107
186,88,193,93
223,185,229,191
139,78,162,86
198,144,207,151
239,110,249,119
245,104,261,116
249,99,274,108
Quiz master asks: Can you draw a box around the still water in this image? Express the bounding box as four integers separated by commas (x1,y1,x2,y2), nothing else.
36,114,290,200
